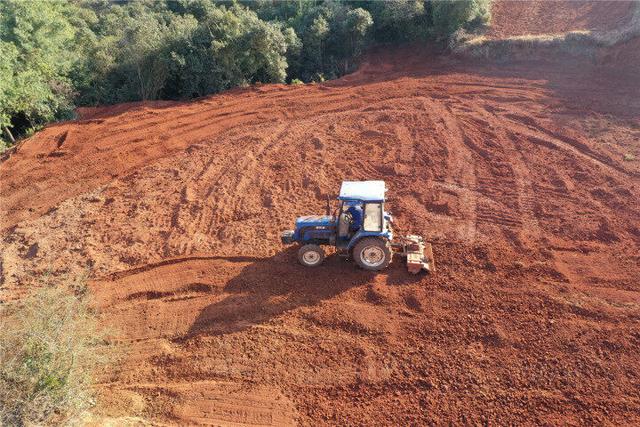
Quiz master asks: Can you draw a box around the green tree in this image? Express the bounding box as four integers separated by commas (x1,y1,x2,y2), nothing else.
163,4,294,98
431,0,491,37
122,16,167,100
0,41,19,142
0,0,80,140
306,15,330,73
365,0,427,42
337,8,373,72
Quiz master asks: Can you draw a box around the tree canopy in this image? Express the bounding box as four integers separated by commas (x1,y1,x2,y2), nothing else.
0,0,491,147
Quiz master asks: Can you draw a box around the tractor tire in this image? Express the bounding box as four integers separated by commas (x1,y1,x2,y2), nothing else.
353,237,392,271
297,244,325,267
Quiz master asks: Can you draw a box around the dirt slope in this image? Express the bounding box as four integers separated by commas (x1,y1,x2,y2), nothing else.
488,0,636,38
2,12,640,427
2,52,639,425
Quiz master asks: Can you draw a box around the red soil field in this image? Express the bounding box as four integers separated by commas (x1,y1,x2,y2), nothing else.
1,4,639,427
488,0,636,38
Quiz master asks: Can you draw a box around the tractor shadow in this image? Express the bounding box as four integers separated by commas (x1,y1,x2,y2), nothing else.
186,246,422,338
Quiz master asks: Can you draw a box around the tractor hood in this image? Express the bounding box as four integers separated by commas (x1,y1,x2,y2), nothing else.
295,215,334,228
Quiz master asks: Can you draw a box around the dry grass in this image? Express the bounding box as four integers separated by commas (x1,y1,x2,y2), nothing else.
0,278,116,426
453,2,640,60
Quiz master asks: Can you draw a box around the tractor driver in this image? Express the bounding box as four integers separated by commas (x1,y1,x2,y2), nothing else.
345,202,363,232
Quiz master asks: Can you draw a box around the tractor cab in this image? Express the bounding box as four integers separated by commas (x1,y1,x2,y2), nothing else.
281,180,433,273
334,181,392,249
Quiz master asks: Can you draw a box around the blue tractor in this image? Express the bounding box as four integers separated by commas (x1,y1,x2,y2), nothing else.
281,181,434,273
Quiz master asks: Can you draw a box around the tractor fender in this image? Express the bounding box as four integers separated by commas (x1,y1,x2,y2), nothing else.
346,230,393,251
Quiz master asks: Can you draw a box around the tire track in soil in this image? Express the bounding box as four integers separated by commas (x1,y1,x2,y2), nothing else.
474,105,544,250
165,122,292,257
422,97,478,244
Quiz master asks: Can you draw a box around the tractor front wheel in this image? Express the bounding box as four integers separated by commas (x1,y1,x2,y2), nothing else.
353,237,392,271
297,244,325,267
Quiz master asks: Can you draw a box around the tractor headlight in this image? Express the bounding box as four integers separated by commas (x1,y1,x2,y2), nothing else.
281,230,295,244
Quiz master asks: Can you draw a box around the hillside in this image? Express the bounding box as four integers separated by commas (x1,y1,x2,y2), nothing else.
1,2,639,426
488,0,636,37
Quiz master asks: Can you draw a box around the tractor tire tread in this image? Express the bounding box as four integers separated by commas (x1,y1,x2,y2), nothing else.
297,244,325,267
353,237,392,271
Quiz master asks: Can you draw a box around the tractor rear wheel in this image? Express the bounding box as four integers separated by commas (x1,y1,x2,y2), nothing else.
353,237,392,271
297,244,325,267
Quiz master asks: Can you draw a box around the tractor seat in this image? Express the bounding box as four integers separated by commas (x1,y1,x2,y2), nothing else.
338,212,352,238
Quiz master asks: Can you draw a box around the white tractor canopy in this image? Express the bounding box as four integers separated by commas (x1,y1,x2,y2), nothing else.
338,180,386,202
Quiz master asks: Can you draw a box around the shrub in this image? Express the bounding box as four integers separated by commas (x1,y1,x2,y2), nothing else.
312,73,326,83
0,279,115,425
290,78,304,85
432,0,491,38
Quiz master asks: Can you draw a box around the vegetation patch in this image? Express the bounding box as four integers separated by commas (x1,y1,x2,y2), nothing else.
0,279,116,425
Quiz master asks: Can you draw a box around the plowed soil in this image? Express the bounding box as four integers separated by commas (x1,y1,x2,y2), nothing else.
488,0,636,37
2,6,640,427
